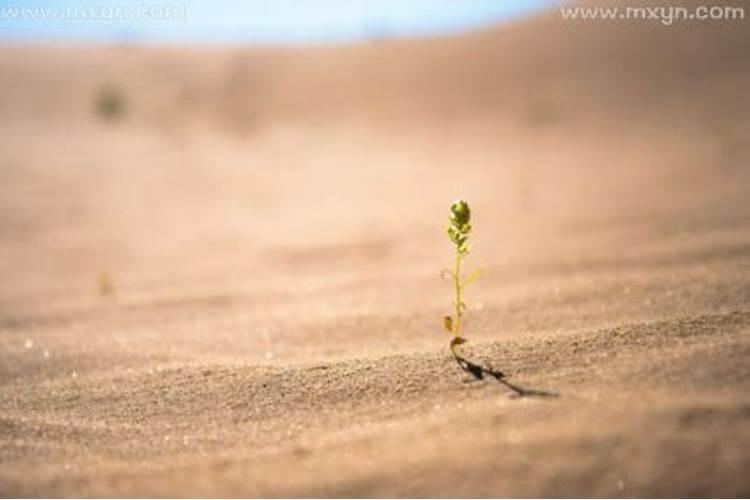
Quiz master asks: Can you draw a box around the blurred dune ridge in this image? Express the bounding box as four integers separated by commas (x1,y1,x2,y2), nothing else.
1,0,749,496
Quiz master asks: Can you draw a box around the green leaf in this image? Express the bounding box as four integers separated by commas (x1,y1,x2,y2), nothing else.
443,316,454,333
451,336,467,346
462,268,481,287
447,225,461,244
450,200,471,226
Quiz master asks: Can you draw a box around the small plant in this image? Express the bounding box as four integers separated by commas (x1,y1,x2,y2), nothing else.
98,272,115,297
442,199,480,359
95,87,124,121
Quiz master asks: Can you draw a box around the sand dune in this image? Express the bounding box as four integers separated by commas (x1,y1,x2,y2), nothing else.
1,0,749,496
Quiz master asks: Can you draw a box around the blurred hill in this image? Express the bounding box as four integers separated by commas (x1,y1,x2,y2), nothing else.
1,2,748,136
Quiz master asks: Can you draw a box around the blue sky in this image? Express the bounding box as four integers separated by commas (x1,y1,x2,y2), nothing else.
0,0,557,44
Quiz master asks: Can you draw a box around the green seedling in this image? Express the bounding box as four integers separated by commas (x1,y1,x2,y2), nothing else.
442,199,480,359
98,272,115,297
95,87,124,122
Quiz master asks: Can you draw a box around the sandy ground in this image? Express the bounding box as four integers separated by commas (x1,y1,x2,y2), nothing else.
1,1,750,497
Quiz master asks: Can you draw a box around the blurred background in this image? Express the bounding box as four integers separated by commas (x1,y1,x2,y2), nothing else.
0,0,556,43
0,0,748,363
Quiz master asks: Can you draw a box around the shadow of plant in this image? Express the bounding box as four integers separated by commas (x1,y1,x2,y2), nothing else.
454,355,558,399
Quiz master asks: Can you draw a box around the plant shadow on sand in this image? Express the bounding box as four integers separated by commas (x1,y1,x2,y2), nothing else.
454,356,559,399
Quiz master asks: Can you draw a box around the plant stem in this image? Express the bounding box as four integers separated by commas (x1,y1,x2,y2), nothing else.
454,248,462,339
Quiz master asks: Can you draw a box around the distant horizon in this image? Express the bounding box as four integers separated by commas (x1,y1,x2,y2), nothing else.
0,0,557,45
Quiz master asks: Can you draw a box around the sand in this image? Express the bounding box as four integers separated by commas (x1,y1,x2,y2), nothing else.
1,1,749,496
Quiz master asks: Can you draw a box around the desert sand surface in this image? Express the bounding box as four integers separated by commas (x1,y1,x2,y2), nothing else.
1,0,750,497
